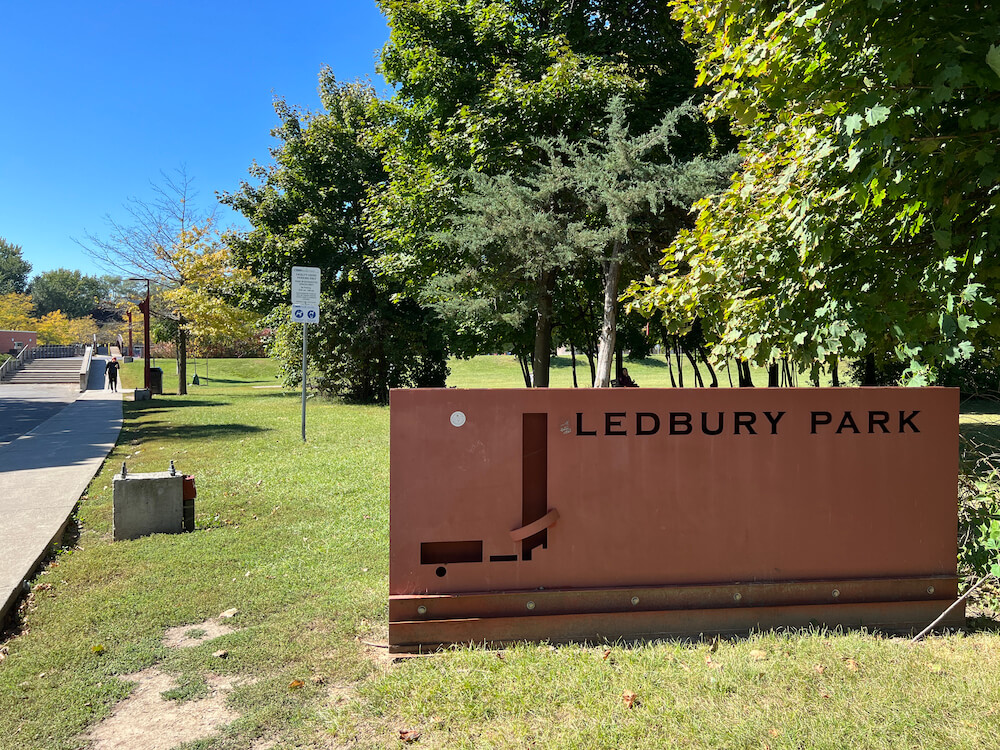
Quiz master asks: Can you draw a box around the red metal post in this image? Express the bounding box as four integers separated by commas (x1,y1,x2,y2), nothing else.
139,286,151,391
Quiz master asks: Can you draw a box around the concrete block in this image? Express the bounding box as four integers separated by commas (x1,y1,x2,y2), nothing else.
113,472,184,541
133,389,151,401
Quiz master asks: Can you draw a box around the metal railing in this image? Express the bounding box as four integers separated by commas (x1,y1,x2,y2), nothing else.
0,344,34,382
33,344,86,359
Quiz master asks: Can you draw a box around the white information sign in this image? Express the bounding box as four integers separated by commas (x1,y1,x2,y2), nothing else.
291,266,321,306
291,266,322,443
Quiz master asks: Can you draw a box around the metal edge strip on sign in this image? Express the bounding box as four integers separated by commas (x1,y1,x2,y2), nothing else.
388,598,964,652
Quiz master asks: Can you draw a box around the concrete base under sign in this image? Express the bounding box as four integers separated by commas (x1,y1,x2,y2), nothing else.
389,576,964,652
113,472,184,541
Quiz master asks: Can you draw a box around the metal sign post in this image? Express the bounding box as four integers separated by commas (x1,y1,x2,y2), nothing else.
291,266,321,442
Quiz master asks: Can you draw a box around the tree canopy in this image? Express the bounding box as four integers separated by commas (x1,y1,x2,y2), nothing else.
628,0,1000,383
29,268,105,319
0,239,31,295
222,77,448,403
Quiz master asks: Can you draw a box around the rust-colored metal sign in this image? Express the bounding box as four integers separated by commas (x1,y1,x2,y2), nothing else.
389,388,961,651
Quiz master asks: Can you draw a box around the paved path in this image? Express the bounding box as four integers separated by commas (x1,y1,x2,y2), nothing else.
0,384,80,447
0,358,121,626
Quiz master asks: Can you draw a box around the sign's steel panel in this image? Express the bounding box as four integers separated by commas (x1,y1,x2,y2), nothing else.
389,388,960,649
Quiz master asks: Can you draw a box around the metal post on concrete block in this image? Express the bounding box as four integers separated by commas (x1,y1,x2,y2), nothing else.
112,470,185,541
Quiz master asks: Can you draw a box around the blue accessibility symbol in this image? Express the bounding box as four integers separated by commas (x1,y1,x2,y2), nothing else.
307,309,317,320
294,309,304,319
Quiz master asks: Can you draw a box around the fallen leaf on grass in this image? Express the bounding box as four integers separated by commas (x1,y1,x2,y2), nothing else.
813,664,825,675
768,728,780,737
399,729,421,742
219,608,238,619
622,691,638,708
705,655,723,670
289,679,305,689
311,675,326,685
820,690,831,699
844,658,859,672
750,649,768,661
602,649,612,661
91,645,105,655
213,650,229,659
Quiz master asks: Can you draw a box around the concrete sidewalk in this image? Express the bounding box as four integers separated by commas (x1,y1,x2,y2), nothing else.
0,358,122,626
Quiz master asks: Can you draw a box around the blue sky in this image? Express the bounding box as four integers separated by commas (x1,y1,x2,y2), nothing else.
0,1,392,278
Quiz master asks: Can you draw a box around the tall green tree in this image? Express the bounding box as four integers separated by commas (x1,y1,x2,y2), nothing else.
630,0,1000,384
371,0,724,386
222,77,448,403
0,238,31,295
29,268,106,319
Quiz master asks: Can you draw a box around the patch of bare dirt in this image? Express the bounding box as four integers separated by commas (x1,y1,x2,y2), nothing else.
82,668,239,750
161,618,235,648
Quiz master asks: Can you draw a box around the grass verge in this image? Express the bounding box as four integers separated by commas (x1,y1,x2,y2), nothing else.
0,358,997,748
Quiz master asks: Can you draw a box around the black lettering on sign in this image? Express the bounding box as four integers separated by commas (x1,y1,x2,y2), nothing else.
868,411,890,434
701,412,724,435
636,412,660,436
576,412,597,436
734,412,757,435
763,411,786,434
811,411,832,434
605,412,627,436
670,412,692,435
836,411,860,434
899,410,920,433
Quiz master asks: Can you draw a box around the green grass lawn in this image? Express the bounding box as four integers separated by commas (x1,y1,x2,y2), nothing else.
0,358,998,748
446,354,834,388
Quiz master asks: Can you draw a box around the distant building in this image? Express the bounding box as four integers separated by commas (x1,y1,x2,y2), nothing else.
1,330,37,355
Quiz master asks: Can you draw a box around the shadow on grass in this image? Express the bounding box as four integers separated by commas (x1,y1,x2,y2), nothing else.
628,356,671,369
193,377,275,385
961,423,1000,454
126,399,230,412
962,397,1000,416
120,420,270,442
965,614,1000,633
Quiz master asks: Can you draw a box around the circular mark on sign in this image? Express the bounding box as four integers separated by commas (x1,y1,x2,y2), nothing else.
450,411,466,427
435,566,447,578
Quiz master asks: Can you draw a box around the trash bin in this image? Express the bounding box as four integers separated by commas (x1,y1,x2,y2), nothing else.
150,367,163,394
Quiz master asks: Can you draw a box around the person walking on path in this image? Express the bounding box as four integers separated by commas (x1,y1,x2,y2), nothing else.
106,357,121,392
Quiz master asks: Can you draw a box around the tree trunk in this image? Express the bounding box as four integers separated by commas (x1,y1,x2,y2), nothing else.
177,319,188,396
585,347,596,386
532,269,556,388
518,354,532,388
701,352,719,387
615,345,624,384
594,244,622,387
831,357,840,387
737,359,754,387
862,352,877,386
684,350,704,387
570,343,578,388
675,344,685,387
768,361,779,387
